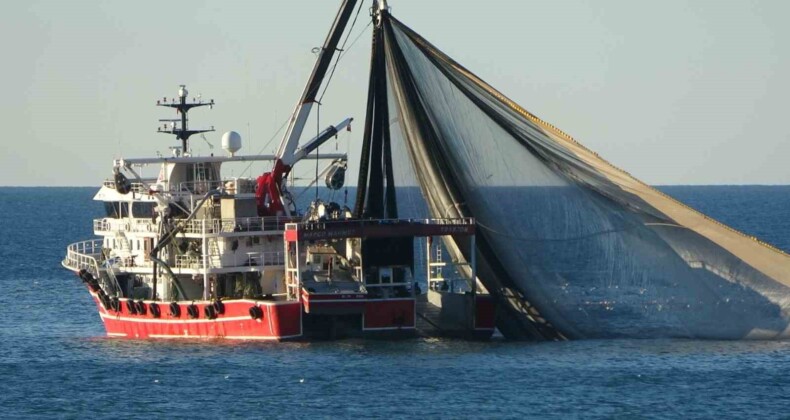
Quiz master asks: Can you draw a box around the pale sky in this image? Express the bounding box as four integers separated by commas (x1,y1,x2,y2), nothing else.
2,0,789,186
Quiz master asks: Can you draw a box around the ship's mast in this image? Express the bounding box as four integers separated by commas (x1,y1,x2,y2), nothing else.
374,0,389,26
157,85,215,154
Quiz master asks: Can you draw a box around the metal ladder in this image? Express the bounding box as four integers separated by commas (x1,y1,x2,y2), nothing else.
284,223,301,301
427,242,446,290
208,237,221,268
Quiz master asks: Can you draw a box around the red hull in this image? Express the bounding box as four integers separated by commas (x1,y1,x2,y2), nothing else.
85,288,418,339
474,295,496,331
88,291,302,340
364,299,415,330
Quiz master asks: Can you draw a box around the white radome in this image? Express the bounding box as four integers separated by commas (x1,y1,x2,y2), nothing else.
222,131,242,156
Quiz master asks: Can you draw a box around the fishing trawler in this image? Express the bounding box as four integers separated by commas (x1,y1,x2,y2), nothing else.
62,0,495,341
66,0,790,342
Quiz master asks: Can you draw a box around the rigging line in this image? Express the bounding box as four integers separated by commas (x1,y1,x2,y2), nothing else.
340,21,373,61
237,117,290,177
318,1,366,103
315,104,321,201
237,1,359,181
475,219,660,243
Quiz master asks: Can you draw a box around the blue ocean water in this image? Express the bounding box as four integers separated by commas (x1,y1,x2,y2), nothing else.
2,186,790,418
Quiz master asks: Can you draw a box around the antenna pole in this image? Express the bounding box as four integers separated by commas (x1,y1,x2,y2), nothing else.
180,87,188,151
156,85,215,153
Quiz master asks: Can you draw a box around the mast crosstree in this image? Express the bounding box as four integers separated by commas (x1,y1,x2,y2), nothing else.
157,85,215,153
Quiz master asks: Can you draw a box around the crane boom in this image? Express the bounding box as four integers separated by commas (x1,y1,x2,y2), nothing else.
257,0,359,217
276,0,359,164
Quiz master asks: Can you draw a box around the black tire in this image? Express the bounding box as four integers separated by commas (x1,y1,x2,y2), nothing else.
150,303,161,318
204,305,217,320
88,281,101,293
135,301,146,316
249,306,263,320
126,300,137,315
98,293,111,310
213,300,225,315
187,304,199,319
110,297,121,313
169,302,181,317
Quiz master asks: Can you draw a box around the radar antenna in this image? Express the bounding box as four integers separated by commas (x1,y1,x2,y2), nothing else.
156,85,215,153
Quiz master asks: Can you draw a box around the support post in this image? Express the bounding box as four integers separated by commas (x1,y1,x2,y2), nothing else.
202,219,209,300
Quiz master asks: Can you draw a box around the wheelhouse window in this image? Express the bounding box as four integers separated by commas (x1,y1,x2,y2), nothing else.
104,202,127,218
131,202,156,218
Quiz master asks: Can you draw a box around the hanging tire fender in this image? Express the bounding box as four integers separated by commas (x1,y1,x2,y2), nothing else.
204,305,217,320
249,306,264,320
212,299,225,315
126,300,138,315
149,302,161,318
187,304,199,319
110,297,121,313
134,301,146,316
169,302,181,318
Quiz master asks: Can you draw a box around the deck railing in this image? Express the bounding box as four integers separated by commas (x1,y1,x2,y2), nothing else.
94,218,157,234
300,217,476,231
182,216,302,235
94,216,301,236
174,251,285,270
62,239,104,275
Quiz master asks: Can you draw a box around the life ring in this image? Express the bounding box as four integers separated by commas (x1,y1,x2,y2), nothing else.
187,304,199,319
204,305,217,320
169,302,181,317
126,300,138,315
149,302,161,318
134,301,147,316
249,306,263,320
212,299,225,315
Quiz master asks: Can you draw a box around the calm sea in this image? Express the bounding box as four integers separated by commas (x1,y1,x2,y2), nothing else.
1,186,790,418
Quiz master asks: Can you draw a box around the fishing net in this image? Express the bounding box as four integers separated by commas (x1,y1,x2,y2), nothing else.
377,14,790,339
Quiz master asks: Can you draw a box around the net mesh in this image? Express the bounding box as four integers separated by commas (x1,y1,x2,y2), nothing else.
382,15,790,339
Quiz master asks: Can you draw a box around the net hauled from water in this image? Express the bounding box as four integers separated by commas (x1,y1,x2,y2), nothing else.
378,14,790,340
